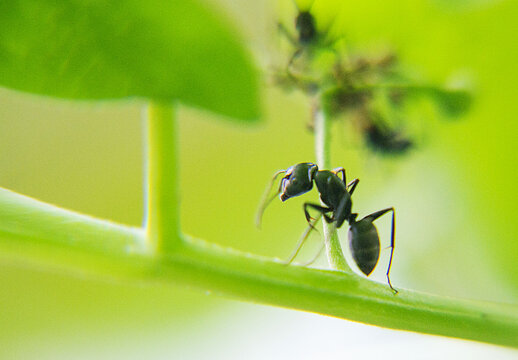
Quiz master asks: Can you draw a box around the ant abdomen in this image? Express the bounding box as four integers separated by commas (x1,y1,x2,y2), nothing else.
348,220,380,276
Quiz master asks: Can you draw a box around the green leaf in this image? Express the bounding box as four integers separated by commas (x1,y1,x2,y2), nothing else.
1,187,518,348
0,0,260,120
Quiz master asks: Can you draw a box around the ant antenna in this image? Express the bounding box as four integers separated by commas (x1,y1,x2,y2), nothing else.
299,238,325,266
284,213,322,264
255,169,287,228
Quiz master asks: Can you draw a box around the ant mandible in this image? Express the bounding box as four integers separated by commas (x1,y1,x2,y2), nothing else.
256,162,398,294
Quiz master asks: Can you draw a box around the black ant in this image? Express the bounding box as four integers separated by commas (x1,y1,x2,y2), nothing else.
277,0,341,74
277,3,317,65
256,162,397,294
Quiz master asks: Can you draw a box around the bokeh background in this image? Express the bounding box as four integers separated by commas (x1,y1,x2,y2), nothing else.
1,0,517,358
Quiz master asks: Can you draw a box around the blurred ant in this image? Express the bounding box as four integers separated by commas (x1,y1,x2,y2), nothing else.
257,162,397,294
277,0,342,74
277,3,317,68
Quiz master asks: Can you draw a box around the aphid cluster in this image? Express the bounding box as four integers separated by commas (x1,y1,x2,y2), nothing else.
257,162,397,293
273,0,470,155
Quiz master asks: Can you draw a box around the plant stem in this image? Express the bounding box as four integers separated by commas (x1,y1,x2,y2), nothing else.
313,104,351,273
145,101,180,254
1,187,517,348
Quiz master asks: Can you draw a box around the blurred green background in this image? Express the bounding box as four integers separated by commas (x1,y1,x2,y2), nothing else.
1,0,517,358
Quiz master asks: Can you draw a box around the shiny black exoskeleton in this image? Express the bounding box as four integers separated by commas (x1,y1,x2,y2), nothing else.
258,162,397,293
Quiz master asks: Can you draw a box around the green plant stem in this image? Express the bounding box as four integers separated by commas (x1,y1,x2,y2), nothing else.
1,187,518,348
146,101,180,254
313,104,351,273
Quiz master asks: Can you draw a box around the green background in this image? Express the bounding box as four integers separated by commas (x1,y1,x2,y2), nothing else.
1,0,517,358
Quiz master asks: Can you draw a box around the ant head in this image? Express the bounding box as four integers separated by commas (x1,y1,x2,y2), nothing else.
280,162,318,201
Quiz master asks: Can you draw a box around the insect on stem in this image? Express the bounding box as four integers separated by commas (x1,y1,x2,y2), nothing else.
257,161,398,293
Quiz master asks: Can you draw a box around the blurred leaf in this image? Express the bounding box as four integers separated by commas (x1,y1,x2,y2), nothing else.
0,0,260,120
405,85,472,118
427,88,472,117
431,0,501,12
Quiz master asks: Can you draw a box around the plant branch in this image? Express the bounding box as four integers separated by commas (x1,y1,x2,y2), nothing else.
313,103,351,273
145,101,180,254
1,187,517,348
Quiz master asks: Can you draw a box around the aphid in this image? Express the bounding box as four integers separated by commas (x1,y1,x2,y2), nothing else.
295,10,317,45
364,121,413,155
256,162,397,294
351,108,413,155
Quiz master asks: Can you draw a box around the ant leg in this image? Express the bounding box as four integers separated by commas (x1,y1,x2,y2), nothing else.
284,214,322,265
332,167,346,183
328,194,350,234
300,240,325,266
277,22,298,46
361,207,398,294
304,203,333,225
347,178,360,195
287,48,304,75
330,167,359,195
255,169,287,228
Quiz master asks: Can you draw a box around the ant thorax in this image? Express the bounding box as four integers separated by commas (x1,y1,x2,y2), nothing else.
313,170,351,228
